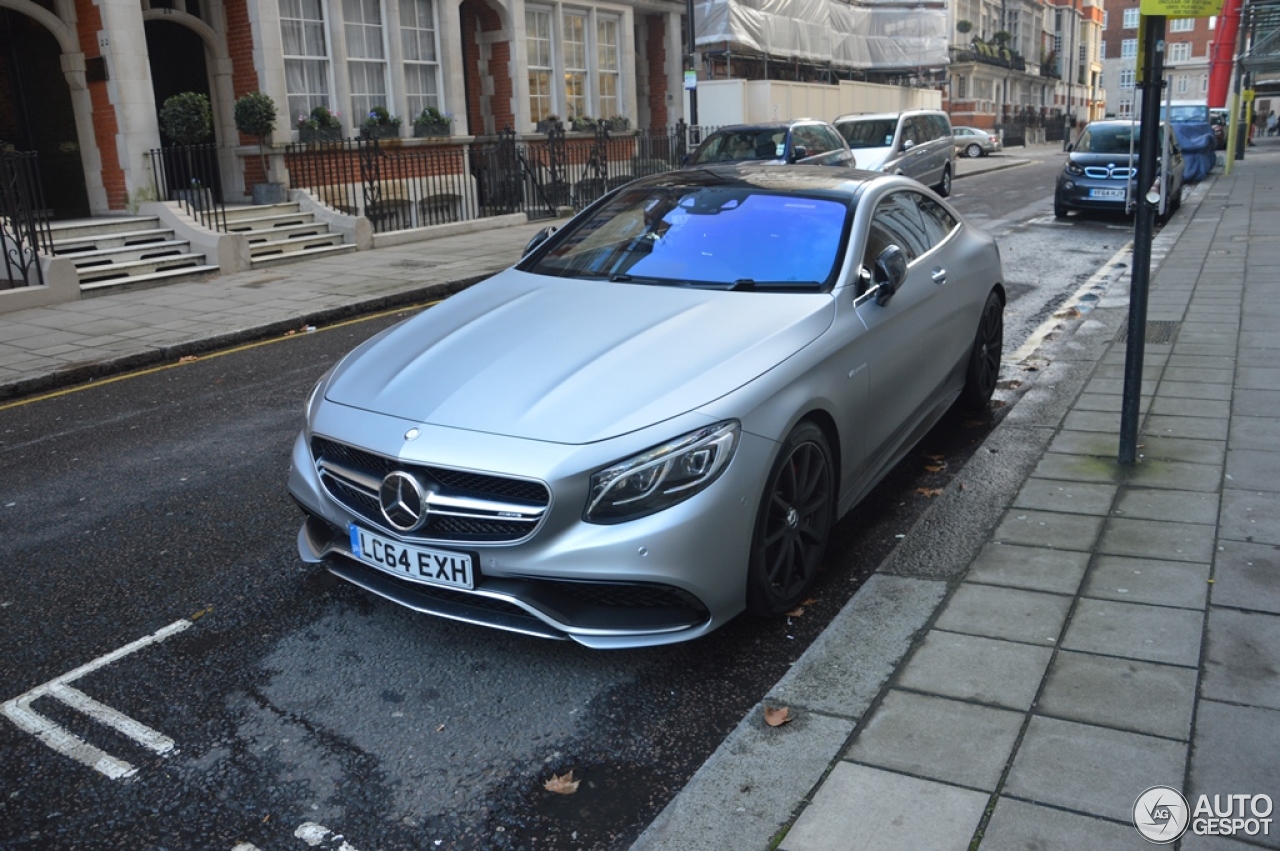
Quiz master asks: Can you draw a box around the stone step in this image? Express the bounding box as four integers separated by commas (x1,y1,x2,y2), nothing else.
223,211,317,232
249,242,356,269
50,228,177,255
248,233,346,259
79,263,222,296
239,222,331,244
47,217,163,242
65,240,194,268
221,202,303,224
75,253,214,284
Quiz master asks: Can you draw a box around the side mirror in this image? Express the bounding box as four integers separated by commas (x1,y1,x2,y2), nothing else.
901,139,915,152
523,225,557,256
788,145,809,163
1066,142,1075,152
873,245,907,306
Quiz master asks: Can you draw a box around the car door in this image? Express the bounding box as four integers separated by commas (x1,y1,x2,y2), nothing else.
853,189,968,475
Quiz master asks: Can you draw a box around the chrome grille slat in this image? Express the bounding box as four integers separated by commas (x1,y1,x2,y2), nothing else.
311,436,551,543
1084,166,1136,179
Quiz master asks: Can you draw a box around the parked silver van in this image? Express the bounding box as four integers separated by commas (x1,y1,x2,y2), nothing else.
834,110,956,196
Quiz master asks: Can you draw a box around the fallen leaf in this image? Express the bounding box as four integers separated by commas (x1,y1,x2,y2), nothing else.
284,330,297,336
925,454,946,462
803,597,818,606
962,419,985,428
435,724,445,732
179,355,198,363
543,771,580,795
915,487,943,497
924,464,944,473
786,606,805,617
764,706,793,727
958,482,967,491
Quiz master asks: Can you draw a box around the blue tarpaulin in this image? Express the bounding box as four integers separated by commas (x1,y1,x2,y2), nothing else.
1173,122,1217,182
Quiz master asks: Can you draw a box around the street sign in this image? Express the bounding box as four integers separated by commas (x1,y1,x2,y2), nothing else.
1139,0,1223,17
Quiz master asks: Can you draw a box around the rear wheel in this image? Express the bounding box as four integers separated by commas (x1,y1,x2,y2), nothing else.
960,290,1004,410
935,164,953,197
966,142,983,159
746,422,835,616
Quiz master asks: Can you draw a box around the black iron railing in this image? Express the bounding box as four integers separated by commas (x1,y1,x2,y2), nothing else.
147,144,227,231
283,126,708,234
0,150,53,288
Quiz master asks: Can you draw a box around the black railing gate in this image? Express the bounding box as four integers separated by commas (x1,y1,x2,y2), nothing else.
0,150,53,288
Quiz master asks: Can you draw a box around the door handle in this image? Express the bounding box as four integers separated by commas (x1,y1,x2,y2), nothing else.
931,268,947,285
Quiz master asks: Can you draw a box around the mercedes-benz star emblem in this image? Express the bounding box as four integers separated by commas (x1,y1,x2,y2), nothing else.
379,471,431,532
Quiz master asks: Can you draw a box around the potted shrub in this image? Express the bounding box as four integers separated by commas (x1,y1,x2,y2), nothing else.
536,114,562,134
361,105,402,140
298,106,343,142
570,115,597,133
413,106,453,137
606,115,630,132
234,91,286,204
159,92,214,207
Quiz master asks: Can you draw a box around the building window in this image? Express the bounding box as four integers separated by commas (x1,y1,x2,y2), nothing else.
1209,16,1216,29
1201,73,1209,92
526,7,626,128
956,75,966,99
1102,11,1108,27
1121,39,1137,58
563,12,588,119
1168,42,1192,62
1100,40,1106,57
401,0,442,118
281,0,333,122
1120,68,1135,89
344,0,389,122
597,17,620,119
527,8,554,123
1169,18,1194,32
1123,8,1140,28
1119,97,1133,117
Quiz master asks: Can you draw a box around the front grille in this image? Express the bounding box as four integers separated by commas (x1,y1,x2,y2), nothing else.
311,436,550,543
1084,166,1136,179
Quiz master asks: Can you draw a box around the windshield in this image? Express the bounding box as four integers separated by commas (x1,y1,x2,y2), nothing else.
1161,104,1209,123
690,129,787,164
1077,124,1141,154
524,185,851,289
837,119,897,149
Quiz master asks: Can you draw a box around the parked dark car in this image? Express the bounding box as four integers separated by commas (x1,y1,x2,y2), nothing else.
1054,119,1184,221
288,165,1005,648
685,120,857,168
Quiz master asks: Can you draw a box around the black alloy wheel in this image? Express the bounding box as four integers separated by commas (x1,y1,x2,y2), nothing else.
746,422,835,616
936,164,953,197
960,289,1005,410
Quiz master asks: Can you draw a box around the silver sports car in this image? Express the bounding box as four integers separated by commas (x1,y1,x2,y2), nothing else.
287,165,1005,648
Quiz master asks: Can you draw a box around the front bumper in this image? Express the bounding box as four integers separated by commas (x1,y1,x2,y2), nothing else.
1056,176,1136,213
286,414,774,649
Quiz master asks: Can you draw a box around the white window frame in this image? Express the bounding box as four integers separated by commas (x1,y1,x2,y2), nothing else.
344,0,391,123
527,7,555,124
1120,68,1135,89
400,0,443,120
1169,17,1194,32
596,15,621,120
1123,8,1139,28
1168,41,1192,62
281,0,335,126
1121,38,1138,58
563,11,588,120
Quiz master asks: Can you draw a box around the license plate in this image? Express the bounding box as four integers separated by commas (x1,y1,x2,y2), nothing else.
348,524,474,590
1089,188,1126,199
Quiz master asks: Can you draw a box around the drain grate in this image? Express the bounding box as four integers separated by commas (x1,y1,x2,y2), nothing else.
1115,320,1180,344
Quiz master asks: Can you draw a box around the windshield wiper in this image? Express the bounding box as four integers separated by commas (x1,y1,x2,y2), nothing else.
727,278,823,292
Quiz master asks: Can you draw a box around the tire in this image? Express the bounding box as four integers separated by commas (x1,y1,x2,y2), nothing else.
959,290,1004,410
1053,193,1068,219
746,422,835,616
966,143,983,159
935,164,952,198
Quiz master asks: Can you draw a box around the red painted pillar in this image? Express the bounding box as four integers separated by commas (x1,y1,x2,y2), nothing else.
1208,0,1242,108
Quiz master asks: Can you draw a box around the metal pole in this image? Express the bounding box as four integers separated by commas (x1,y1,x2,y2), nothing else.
686,0,698,126
1119,13,1165,465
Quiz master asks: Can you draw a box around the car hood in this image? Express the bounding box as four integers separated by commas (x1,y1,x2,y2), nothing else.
323,270,834,444
1068,151,1140,167
851,146,893,171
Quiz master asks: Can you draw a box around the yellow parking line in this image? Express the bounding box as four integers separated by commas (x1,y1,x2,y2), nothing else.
0,300,438,412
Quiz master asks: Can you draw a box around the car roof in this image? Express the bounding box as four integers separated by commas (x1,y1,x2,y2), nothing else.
834,109,944,122
628,162,887,194
704,119,830,133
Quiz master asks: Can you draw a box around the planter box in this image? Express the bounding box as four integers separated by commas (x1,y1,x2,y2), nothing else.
536,120,563,134
413,122,452,137
606,118,630,132
299,126,343,143
362,125,400,140
251,182,288,205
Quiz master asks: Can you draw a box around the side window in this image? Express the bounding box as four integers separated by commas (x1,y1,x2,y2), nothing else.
916,195,958,246
931,115,951,141
820,125,845,152
864,192,931,267
792,125,831,156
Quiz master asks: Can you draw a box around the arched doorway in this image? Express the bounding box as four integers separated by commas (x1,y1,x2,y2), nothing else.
0,8,89,219
144,19,219,200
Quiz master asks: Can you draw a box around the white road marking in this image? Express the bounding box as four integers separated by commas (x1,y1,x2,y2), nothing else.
1,618,191,779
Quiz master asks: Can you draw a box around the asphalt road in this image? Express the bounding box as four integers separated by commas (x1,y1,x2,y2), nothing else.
0,152,1151,851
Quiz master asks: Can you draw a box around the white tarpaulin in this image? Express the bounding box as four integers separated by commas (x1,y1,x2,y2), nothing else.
694,0,949,69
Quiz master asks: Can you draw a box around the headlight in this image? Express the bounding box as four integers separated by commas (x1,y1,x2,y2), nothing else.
586,421,739,523
1065,162,1085,177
